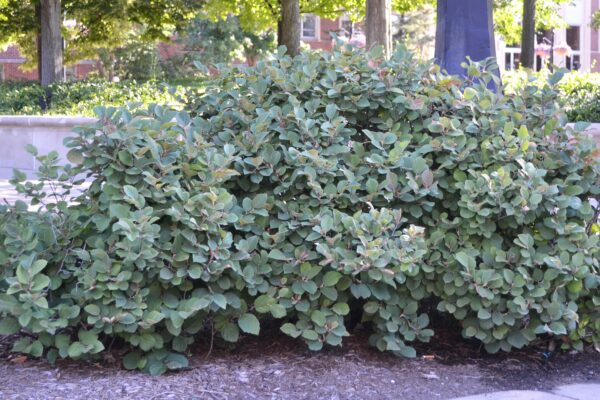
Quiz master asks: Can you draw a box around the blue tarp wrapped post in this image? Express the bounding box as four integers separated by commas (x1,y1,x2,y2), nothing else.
435,0,496,76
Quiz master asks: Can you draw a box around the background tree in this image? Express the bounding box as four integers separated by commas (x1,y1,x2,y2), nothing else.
520,0,536,68
280,0,300,55
39,0,62,85
0,0,204,84
591,9,600,30
394,4,435,60
174,15,275,69
365,0,392,57
493,0,570,45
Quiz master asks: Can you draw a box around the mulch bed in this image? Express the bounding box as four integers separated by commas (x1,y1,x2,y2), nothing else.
1,322,599,400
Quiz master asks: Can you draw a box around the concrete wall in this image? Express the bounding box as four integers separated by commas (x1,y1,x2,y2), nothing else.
0,116,95,179
574,123,600,147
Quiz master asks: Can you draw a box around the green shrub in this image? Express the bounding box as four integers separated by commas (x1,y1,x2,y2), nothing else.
503,69,600,122
0,45,598,374
0,79,201,116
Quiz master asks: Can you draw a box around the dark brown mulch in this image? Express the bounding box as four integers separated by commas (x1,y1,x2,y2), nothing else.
0,324,599,400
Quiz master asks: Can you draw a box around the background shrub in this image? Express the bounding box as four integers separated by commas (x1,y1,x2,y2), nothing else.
0,79,203,116
503,69,600,123
0,45,598,374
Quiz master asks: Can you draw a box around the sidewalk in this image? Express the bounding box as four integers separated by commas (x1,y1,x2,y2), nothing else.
451,383,598,400
0,179,25,205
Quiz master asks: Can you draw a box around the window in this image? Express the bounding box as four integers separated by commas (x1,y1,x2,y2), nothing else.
0,64,4,82
504,49,521,70
301,14,317,39
565,25,581,70
566,26,580,51
340,16,353,38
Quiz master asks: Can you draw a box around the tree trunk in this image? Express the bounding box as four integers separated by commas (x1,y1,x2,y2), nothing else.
280,0,300,56
520,0,536,69
365,0,392,57
39,0,63,86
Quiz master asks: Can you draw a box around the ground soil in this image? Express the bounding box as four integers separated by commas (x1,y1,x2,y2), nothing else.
1,322,599,400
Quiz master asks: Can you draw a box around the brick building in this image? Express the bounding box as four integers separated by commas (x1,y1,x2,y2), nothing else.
300,14,350,51
0,45,98,82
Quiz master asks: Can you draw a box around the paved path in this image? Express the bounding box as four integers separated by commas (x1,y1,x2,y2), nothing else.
0,180,25,205
451,383,599,400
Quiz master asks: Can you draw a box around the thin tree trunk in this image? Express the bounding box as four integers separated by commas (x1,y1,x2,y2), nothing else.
365,0,392,57
520,0,536,69
39,0,63,86
280,0,300,56
277,20,284,47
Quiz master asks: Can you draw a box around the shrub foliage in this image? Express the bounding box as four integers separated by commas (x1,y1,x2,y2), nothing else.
0,80,201,116
503,69,600,123
0,45,599,374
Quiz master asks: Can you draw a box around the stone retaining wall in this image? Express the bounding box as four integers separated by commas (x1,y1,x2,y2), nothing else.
0,115,95,179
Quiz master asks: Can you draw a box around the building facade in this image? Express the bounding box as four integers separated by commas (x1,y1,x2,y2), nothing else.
499,0,600,72
0,45,98,82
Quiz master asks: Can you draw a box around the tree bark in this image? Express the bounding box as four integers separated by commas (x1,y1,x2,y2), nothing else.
39,0,63,86
520,0,536,69
365,0,392,57
280,0,300,56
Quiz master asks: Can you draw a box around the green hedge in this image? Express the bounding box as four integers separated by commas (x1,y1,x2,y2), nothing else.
0,80,202,116
0,45,598,375
503,70,600,122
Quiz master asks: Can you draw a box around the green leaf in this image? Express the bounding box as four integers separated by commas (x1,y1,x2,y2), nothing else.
118,150,134,166
366,178,378,194
30,259,47,275
269,304,287,318
123,185,139,199
325,103,337,120
477,309,491,319
164,353,189,370
84,304,100,316
78,330,100,346
254,294,275,313
507,332,528,349
221,322,240,342
30,341,43,357
332,303,350,316
311,310,326,326
66,149,84,165
25,144,38,156
280,323,301,338
268,249,289,261
123,351,142,370
302,329,319,341
238,313,260,335
67,342,85,358
412,157,427,174
397,345,416,358
212,293,227,309
144,311,164,325
109,204,130,219
350,283,371,299
0,317,20,335
322,271,342,287
455,252,474,269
